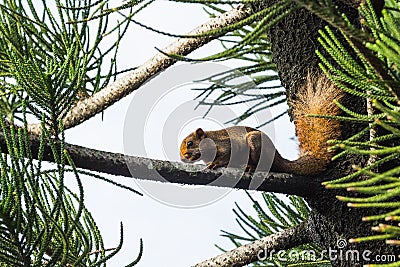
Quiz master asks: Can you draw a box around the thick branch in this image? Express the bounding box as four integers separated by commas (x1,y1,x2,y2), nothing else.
193,218,312,267
0,129,323,198
27,4,264,135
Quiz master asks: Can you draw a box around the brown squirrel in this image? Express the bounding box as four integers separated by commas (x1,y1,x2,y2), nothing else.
179,74,343,175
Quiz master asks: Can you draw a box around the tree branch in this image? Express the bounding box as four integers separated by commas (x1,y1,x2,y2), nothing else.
0,127,323,198
193,218,313,267
27,4,265,135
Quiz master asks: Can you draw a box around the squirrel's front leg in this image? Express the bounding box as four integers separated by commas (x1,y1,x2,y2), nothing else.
206,162,218,169
206,158,229,170
245,131,262,172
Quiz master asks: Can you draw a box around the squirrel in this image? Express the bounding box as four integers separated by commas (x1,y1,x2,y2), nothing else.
179,74,343,176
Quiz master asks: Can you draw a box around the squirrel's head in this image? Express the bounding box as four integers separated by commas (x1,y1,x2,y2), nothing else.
180,128,206,163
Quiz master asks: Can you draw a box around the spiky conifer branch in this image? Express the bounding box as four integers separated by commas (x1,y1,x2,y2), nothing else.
193,218,312,267
27,3,268,135
0,116,143,266
216,193,331,266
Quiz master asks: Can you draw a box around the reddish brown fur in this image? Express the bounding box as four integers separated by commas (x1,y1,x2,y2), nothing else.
290,73,344,175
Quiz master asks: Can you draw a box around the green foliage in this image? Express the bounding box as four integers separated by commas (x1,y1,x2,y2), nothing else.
105,1,287,127
0,1,145,265
0,113,142,266
218,192,330,266
0,0,133,131
315,1,400,265
292,0,371,44
191,4,288,127
210,0,399,266
192,66,286,127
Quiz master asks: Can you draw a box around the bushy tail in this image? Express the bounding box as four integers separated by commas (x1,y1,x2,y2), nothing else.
291,73,344,175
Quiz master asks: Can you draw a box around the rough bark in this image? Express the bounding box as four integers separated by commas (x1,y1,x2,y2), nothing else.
267,1,396,266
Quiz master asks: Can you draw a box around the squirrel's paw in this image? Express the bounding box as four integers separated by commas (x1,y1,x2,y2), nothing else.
244,164,255,174
207,162,218,170
207,161,221,170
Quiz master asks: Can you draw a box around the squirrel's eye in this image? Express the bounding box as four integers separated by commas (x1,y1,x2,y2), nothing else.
187,141,193,148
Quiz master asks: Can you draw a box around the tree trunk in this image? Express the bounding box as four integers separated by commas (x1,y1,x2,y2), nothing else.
266,3,396,266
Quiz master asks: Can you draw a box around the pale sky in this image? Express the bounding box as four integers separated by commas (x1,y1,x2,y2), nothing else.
64,2,298,266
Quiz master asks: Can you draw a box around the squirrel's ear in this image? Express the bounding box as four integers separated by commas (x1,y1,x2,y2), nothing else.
195,128,205,138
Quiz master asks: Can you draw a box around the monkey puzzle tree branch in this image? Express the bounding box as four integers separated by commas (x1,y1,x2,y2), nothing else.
193,218,313,267
0,127,323,198
27,4,266,136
